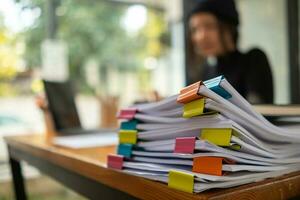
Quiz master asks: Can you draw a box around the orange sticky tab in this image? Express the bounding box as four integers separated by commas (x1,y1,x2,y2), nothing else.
192,157,223,176
177,81,203,104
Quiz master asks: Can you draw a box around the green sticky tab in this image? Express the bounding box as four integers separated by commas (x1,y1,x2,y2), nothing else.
119,130,137,144
229,144,241,151
204,75,232,99
168,170,194,193
120,120,138,130
201,128,232,146
117,144,133,158
183,98,205,118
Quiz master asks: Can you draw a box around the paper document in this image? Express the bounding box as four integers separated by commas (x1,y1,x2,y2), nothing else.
53,132,118,148
107,76,300,194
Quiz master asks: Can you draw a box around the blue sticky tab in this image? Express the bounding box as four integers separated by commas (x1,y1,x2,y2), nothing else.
120,120,138,130
117,144,133,158
204,76,232,99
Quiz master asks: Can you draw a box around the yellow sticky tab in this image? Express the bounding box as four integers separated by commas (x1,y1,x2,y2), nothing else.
229,144,241,151
168,170,194,193
119,130,137,144
183,98,205,118
201,128,232,146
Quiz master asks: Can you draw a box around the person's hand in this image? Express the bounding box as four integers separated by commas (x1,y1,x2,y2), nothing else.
35,95,48,111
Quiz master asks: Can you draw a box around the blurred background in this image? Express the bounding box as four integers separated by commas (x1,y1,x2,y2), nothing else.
0,0,299,199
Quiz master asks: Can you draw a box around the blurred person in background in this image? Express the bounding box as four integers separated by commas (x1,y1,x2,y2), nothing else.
187,0,273,104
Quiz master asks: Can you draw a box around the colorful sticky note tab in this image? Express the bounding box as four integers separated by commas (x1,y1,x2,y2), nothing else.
229,144,241,151
168,170,194,193
193,157,223,176
174,137,196,154
118,108,137,120
119,130,137,144
200,128,232,146
120,120,138,130
183,98,205,118
117,144,133,158
204,76,232,99
177,81,203,104
107,154,124,170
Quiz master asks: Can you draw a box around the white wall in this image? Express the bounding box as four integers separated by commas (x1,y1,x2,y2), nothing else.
237,0,289,104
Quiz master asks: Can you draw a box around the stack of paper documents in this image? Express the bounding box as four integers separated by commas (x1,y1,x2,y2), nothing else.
107,76,300,193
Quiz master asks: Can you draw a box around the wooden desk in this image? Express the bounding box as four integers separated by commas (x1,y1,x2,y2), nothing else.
4,134,300,200
254,105,300,117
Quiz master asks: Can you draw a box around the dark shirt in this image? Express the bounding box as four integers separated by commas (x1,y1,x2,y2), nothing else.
201,48,274,104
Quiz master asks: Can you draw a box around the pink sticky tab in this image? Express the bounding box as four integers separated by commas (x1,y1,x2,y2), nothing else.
117,108,137,120
107,154,124,170
174,137,196,154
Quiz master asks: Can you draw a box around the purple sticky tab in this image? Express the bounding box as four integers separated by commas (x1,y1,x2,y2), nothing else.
174,137,196,154
107,154,124,170
117,108,137,120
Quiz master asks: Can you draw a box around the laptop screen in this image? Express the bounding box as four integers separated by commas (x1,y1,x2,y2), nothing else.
43,80,82,131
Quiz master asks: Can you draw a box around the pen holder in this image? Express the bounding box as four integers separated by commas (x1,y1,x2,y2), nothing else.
99,95,119,128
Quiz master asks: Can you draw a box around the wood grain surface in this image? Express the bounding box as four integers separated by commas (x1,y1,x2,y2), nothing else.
5,134,300,200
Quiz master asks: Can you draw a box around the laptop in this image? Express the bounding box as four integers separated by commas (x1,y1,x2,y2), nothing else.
43,80,118,148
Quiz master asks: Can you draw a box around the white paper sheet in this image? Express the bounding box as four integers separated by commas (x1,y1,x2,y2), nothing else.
53,132,118,149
